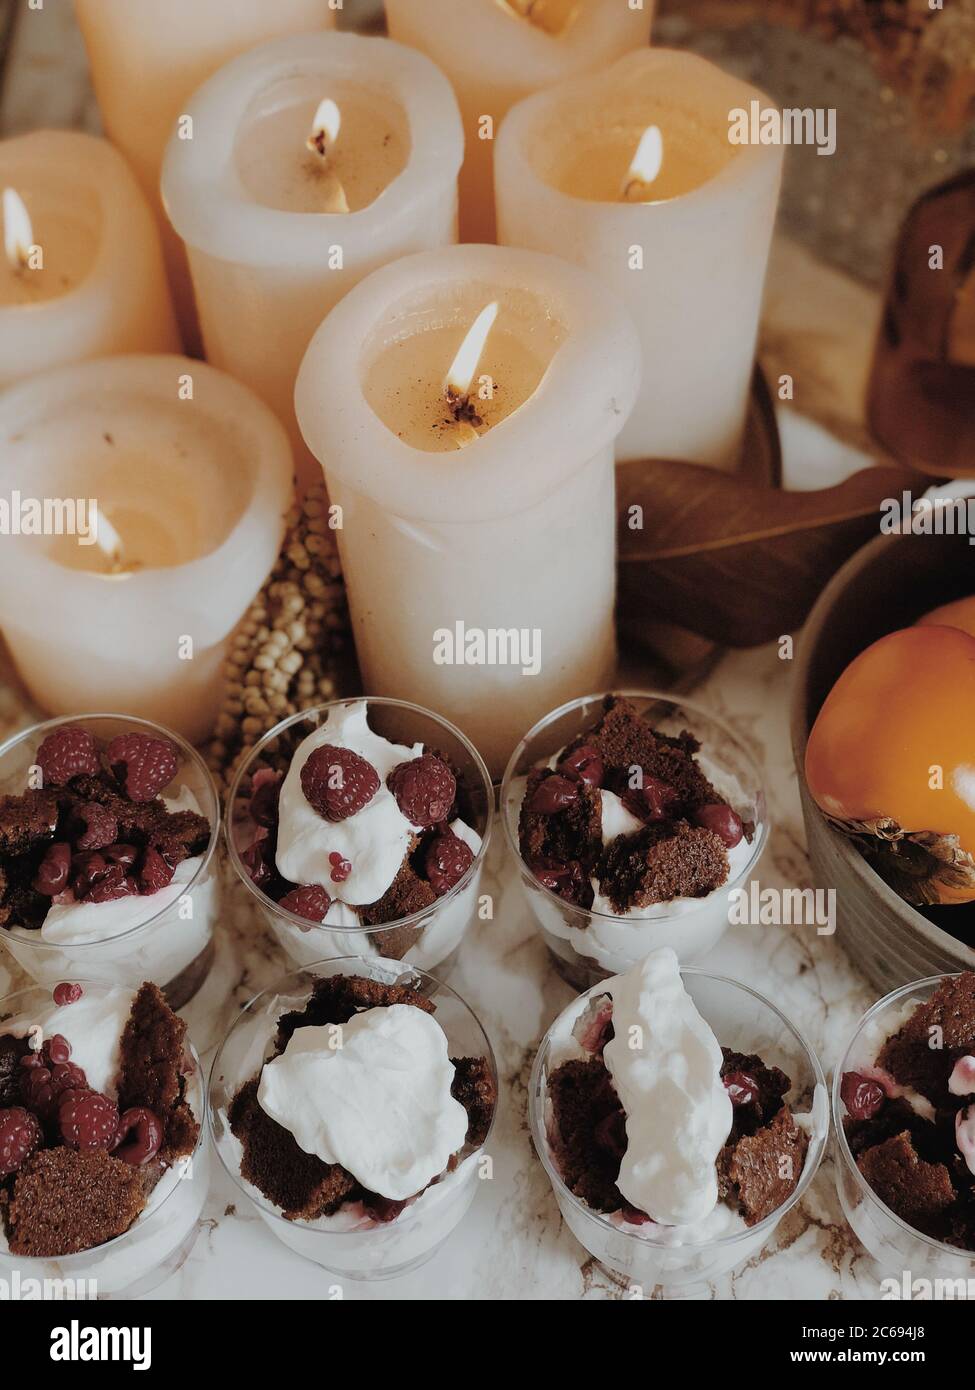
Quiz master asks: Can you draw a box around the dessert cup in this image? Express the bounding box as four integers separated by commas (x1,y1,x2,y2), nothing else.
209,957,498,1280
530,969,828,1295
833,974,975,1285
502,692,769,990
0,715,220,1009
226,699,493,975
0,981,209,1298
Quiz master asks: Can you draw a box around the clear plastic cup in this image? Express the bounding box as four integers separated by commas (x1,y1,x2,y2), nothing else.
0,980,209,1298
208,956,498,1279
225,699,493,975
833,973,975,1286
502,691,769,990
530,968,828,1295
0,715,220,1009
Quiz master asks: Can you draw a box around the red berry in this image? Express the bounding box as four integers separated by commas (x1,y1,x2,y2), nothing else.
35,725,100,786
139,846,175,895
578,998,614,1056
300,745,380,821
387,754,456,827
106,733,179,802
527,775,579,815
558,744,604,787
0,1107,42,1177
249,770,283,828
32,842,72,896
841,1071,886,1121
53,982,83,1007
640,776,678,822
724,1071,759,1107
72,854,137,903
279,884,332,923
114,1107,163,1166
593,1109,627,1158
104,843,139,869
59,1089,119,1151
328,851,352,883
241,836,275,891
694,803,744,849
74,801,118,851
43,1034,71,1065
425,831,474,896
621,1206,652,1226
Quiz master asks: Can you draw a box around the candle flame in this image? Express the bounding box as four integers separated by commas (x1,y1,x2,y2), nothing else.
94,512,131,578
493,0,580,35
445,302,499,404
307,98,342,159
622,126,664,202
3,187,33,271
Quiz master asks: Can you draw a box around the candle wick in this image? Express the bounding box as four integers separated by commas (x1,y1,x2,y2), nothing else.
445,387,484,429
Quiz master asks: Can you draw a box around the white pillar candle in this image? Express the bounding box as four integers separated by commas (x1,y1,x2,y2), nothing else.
295,245,641,776
385,0,653,243
496,49,783,469
162,32,463,492
73,0,338,345
0,132,178,389
0,356,292,744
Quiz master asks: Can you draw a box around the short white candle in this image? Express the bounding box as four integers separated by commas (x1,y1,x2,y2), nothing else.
496,49,783,469
0,356,292,744
0,132,178,389
295,245,641,776
385,0,653,243
162,32,463,491
73,0,338,343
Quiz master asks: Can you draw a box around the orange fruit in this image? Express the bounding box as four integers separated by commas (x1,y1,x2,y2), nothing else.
805,625,975,903
917,594,975,640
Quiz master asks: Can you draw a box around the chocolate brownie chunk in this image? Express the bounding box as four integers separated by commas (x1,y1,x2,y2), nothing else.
598,821,728,912
2,1147,146,1257
844,1095,935,1159
273,973,435,1051
519,770,603,874
118,982,199,1161
450,1055,497,1148
721,1048,791,1140
148,810,211,865
0,789,59,857
0,1031,28,1107
878,974,975,1107
228,1077,360,1221
725,1107,808,1226
856,1131,957,1236
359,857,435,953
547,1058,624,1214
581,696,719,806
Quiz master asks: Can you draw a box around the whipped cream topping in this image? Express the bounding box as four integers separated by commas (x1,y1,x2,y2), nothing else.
275,703,424,906
949,1055,975,1097
956,1106,975,1177
598,789,644,843
2,987,135,1096
257,1003,469,1200
602,948,732,1225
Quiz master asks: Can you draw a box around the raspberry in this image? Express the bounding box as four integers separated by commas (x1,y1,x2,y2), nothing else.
74,801,118,851
527,775,579,815
106,733,179,802
387,754,456,827
35,725,100,786
558,744,604,787
104,843,139,869
300,745,380,822
841,1071,886,1121
694,803,744,849
425,831,474,896
21,1059,87,1125
53,982,83,1007
43,1034,71,1065
723,1071,759,1107
139,847,174,895
0,1107,42,1177
114,1107,163,1166
328,852,352,883
32,841,72,896
59,1089,119,1151
279,885,332,923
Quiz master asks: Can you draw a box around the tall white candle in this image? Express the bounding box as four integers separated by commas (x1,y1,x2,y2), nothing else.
385,0,653,243
73,0,338,345
496,49,783,469
295,245,641,776
0,356,292,744
0,132,178,389
162,32,463,492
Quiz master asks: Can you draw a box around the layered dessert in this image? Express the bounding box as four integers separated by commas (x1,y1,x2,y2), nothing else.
223,972,496,1269
540,949,812,1243
513,695,761,979
840,971,975,1251
0,980,199,1258
234,702,485,968
0,723,215,1005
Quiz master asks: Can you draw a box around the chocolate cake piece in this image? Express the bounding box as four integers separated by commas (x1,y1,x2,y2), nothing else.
228,1077,360,1221
0,789,59,857
450,1055,497,1148
148,810,211,865
2,1147,146,1257
518,769,603,874
878,974,975,1107
117,982,199,1161
56,774,166,842
720,1049,791,1141
547,1058,624,1213
580,696,720,806
843,1095,935,1159
725,1107,808,1226
359,857,436,951
273,973,435,1051
0,1031,28,1107
597,821,728,912
856,1131,957,1236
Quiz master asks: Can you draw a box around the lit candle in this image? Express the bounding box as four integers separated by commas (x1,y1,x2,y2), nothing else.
0,356,292,744
295,245,641,776
0,132,178,389
385,0,653,242
496,50,784,469
162,32,463,491
73,0,338,345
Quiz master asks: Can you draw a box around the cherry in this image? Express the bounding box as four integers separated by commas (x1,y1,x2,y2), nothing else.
33,842,72,896
841,1071,886,1121
723,1071,759,1107
694,803,744,849
527,775,580,815
558,744,604,788
113,1107,164,1166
